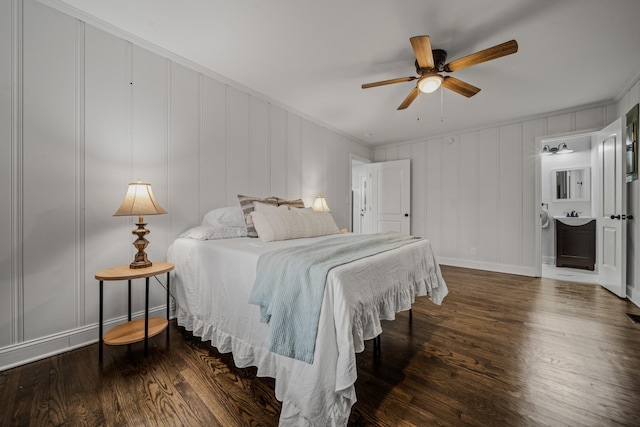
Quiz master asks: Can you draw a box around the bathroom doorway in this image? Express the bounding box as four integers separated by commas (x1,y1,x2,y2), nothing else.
538,131,599,283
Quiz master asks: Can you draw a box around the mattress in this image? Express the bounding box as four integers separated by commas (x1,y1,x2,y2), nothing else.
167,233,448,426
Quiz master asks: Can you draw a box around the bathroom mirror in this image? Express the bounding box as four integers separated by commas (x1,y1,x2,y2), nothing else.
552,167,590,201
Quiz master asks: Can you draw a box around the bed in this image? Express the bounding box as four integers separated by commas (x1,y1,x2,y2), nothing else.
167,202,448,426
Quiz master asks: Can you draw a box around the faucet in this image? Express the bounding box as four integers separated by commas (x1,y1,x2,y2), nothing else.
566,210,580,217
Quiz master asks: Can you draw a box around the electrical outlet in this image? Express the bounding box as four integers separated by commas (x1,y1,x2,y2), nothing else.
470,247,477,256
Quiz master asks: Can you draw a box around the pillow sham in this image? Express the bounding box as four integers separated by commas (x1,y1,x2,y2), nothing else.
179,225,247,240
276,197,306,209
250,208,340,242
253,201,289,211
202,206,245,227
237,194,278,237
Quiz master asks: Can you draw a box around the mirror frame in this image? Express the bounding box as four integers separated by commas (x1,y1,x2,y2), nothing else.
551,166,591,202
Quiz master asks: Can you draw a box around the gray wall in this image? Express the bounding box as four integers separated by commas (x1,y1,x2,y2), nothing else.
0,0,372,369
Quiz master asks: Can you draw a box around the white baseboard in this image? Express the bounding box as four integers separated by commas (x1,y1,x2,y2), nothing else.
438,257,538,277
0,305,171,372
627,285,640,309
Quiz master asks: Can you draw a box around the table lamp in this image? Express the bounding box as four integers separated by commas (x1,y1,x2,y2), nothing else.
312,195,330,212
114,180,167,269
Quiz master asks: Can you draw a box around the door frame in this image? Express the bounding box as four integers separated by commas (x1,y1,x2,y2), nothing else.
534,128,601,277
350,154,371,232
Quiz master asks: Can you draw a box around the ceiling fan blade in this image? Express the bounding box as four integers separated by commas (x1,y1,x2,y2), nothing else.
397,87,421,110
442,76,481,98
410,35,434,69
362,76,417,89
445,40,518,72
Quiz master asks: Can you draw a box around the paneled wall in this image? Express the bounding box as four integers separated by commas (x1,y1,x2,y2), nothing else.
375,106,614,276
0,0,372,369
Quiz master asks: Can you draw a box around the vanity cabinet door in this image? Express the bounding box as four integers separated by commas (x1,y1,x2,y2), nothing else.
555,220,596,270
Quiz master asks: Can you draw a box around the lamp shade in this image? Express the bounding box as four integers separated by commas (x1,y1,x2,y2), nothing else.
312,195,330,212
113,181,167,216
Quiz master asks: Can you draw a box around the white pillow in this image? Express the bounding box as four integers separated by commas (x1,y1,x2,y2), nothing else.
202,206,245,227
250,208,340,242
179,225,247,240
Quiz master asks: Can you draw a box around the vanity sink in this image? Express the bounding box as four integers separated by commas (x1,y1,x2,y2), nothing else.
554,216,594,226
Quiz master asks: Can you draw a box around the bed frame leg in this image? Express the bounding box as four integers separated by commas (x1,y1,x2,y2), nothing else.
373,335,381,356
409,308,413,323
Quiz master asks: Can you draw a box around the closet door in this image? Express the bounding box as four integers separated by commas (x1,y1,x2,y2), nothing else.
369,159,411,234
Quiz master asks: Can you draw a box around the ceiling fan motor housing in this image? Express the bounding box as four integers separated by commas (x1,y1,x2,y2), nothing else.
415,49,448,74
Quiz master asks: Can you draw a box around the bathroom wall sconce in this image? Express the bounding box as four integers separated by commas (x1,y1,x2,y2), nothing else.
541,142,573,155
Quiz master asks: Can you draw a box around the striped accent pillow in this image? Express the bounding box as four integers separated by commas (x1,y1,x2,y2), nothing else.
237,194,278,237
276,197,305,209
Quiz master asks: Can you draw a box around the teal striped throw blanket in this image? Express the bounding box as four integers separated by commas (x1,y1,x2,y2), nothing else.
248,231,422,363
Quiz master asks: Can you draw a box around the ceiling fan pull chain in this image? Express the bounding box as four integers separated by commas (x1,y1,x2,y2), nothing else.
440,87,444,123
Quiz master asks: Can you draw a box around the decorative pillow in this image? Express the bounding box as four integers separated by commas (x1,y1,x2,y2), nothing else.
253,201,289,212
276,197,306,209
250,208,340,242
237,194,278,237
202,206,245,227
179,225,247,240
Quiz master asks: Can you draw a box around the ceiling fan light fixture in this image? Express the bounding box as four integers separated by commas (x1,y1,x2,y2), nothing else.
417,74,443,93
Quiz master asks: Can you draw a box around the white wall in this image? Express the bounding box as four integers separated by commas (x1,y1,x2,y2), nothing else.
375,106,614,276
0,0,372,370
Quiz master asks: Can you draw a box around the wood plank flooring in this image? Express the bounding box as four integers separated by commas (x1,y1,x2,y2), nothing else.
2,265,640,426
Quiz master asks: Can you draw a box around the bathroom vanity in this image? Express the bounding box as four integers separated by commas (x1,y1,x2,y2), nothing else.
555,217,596,270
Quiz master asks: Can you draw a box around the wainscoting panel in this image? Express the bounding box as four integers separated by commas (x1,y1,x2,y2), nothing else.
201,75,228,212
286,113,302,200
170,62,201,239
84,25,131,324
227,87,251,199
499,123,523,266
458,131,479,261
425,138,443,254
301,120,324,205
522,118,546,268
22,0,78,340
476,128,500,263
441,136,460,259
250,96,270,197
410,142,427,238
131,45,170,310
269,104,288,198
0,0,14,348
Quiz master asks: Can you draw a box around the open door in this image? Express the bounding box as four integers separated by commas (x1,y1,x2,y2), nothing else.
369,159,411,234
597,118,626,298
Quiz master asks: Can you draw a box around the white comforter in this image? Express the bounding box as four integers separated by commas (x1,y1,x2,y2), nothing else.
167,233,448,426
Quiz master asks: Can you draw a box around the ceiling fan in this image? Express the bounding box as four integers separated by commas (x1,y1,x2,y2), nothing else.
361,36,518,110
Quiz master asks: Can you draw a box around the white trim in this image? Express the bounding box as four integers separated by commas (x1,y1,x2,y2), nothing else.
627,284,640,309
11,0,24,345
438,257,539,278
0,305,170,371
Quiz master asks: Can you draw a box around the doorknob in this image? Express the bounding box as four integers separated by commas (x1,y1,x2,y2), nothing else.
623,214,634,220
610,214,621,220
404,213,409,217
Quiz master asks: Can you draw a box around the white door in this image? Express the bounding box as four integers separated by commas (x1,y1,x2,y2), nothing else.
597,118,626,298
369,159,411,234
352,163,370,234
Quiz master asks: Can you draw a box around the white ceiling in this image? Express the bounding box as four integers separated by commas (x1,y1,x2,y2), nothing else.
54,0,640,146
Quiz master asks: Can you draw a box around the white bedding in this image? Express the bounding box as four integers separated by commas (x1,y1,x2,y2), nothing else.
167,233,448,426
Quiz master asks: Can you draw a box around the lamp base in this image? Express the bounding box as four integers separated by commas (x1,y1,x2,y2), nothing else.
129,221,153,269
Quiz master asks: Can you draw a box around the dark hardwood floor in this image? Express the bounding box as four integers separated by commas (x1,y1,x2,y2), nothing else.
2,265,640,426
